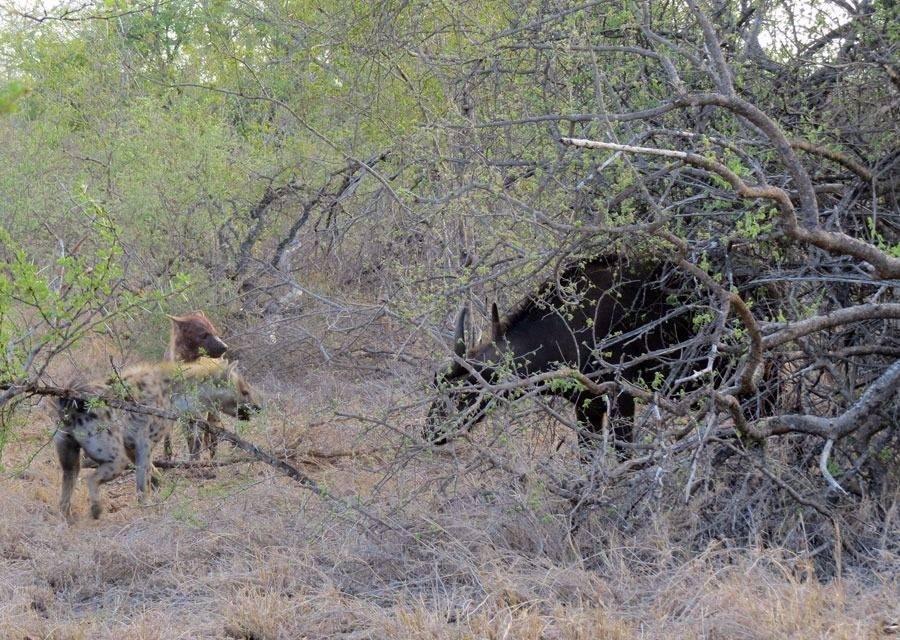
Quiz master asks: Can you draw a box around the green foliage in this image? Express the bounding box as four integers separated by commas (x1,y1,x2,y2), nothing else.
867,218,900,258
692,310,715,331
735,207,775,240
0,80,30,115
0,0,894,397
547,374,585,394
0,194,185,386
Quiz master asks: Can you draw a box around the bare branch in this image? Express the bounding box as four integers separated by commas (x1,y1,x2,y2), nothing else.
559,137,900,278
819,439,848,495
749,360,900,439
763,304,900,349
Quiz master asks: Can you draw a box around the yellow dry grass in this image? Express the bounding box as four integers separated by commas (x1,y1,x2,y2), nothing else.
1,347,897,639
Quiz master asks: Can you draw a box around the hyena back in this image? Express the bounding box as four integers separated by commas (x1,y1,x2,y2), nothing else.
163,310,228,460
56,358,259,522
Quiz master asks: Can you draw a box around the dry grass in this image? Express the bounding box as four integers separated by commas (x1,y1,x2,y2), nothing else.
1,347,897,639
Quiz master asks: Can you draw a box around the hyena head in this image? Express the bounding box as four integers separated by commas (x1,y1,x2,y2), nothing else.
55,381,104,425
168,310,228,361
189,359,261,420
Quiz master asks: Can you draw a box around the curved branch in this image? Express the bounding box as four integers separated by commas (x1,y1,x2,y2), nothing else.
763,303,900,349
685,0,734,95
672,93,819,225
559,137,900,278
749,360,900,439
819,439,848,494
790,139,873,182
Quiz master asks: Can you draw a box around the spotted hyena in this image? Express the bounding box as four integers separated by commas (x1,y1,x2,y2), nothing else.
55,358,259,522
163,311,228,460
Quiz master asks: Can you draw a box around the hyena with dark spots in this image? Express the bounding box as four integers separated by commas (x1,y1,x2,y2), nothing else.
55,358,260,522
163,310,228,460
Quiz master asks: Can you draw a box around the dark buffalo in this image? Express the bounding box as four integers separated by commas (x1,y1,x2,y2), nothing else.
425,255,717,454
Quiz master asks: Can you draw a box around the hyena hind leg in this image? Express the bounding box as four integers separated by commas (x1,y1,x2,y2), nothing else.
133,439,155,503
185,413,220,461
55,433,82,523
149,462,162,489
203,412,222,460
184,418,203,461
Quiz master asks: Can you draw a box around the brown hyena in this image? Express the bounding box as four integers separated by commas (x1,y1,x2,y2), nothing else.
55,358,259,522
163,311,228,460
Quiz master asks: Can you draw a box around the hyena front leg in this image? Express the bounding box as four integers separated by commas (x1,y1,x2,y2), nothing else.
87,457,128,519
55,432,82,523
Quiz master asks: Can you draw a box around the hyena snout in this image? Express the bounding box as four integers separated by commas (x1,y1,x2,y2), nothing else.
223,375,261,421
236,386,262,420
236,401,260,421
204,335,228,358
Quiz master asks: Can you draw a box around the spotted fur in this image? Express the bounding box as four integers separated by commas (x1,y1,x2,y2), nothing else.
55,358,259,522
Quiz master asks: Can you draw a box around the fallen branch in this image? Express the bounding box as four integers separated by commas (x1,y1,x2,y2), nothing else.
83,456,255,469
152,457,256,469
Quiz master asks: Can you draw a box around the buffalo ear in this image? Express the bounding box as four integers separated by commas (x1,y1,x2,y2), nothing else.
453,307,467,358
490,303,503,341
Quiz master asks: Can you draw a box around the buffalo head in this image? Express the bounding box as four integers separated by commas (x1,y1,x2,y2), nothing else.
425,304,507,444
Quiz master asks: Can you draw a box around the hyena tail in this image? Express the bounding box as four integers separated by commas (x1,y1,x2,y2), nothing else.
55,430,82,523
54,385,91,522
